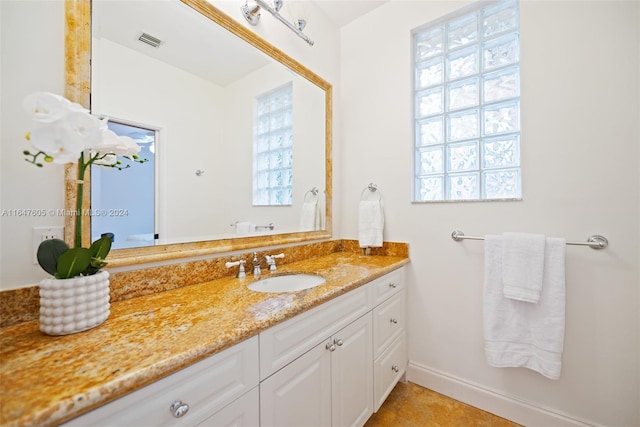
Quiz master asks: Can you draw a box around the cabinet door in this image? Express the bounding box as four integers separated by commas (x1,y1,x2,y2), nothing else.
260,341,332,427
331,313,374,427
198,387,259,427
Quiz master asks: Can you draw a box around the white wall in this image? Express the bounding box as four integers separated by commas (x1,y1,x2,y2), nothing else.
340,1,639,426
0,1,66,289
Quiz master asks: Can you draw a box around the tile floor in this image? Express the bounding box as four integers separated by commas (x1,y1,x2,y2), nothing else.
364,382,520,427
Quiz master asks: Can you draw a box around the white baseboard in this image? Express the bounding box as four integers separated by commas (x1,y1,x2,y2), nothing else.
407,361,598,427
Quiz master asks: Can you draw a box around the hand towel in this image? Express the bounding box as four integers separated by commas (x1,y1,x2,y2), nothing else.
235,221,256,234
316,195,325,230
484,235,566,380
502,232,546,303
299,200,318,231
358,199,384,248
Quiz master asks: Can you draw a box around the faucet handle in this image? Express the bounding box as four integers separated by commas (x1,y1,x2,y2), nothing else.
225,260,246,278
266,253,285,271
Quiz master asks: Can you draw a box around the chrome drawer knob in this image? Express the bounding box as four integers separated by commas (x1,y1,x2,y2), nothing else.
334,339,344,347
326,342,336,352
390,318,398,324
392,365,400,373
388,283,397,288
170,400,190,418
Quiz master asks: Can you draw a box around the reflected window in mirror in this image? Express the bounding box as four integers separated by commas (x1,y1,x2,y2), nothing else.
253,83,293,206
91,120,157,249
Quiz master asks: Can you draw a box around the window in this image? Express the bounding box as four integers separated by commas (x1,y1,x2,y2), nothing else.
413,0,521,202
253,83,293,206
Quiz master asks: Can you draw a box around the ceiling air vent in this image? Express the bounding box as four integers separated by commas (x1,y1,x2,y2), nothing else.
138,32,162,48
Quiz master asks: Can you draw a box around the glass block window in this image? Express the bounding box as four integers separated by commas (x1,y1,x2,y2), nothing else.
253,83,293,205
413,0,521,202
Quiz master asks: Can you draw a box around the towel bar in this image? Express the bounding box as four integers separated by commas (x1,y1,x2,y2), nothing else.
451,230,608,250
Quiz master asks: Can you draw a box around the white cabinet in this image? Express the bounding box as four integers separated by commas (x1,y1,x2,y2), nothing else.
260,313,373,427
330,312,374,427
259,335,333,427
64,336,259,426
373,290,406,358
371,269,407,412
260,266,406,427
371,268,404,306
198,386,259,427
64,267,406,427
259,284,372,381
374,331,407,411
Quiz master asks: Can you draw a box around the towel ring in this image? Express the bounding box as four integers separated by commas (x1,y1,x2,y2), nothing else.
304,187,319,202
361,183,382,201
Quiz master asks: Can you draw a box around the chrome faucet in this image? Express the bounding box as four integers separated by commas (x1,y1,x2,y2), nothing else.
225,260,246,278
252,252,262,276
265,253,285,271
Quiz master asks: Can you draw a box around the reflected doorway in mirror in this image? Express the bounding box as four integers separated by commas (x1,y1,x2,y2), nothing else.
91,120,157,250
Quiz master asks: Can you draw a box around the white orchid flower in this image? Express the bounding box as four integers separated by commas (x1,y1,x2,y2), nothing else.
94,129,141,158
28,114,99,164
93,154,118,166
23,92,87,125
24,92,103,164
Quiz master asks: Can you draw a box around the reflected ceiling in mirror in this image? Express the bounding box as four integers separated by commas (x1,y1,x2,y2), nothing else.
64,0,332,267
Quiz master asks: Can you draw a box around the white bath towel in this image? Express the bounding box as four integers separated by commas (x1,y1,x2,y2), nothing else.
502,232,546,303
358,199,384,248
235,221,256,234
299,200,318,231
484,235,566,380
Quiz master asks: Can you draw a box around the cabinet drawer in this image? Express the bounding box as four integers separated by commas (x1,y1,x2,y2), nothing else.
373,290,406,358
373,331,407,412
260,284,372,380
371,268,404,306
197,386,259,427
65,336,259,426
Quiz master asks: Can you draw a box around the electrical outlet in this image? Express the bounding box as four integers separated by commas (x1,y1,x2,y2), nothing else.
33,226,64,264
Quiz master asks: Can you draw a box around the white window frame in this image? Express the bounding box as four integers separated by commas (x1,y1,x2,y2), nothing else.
412,0,522,202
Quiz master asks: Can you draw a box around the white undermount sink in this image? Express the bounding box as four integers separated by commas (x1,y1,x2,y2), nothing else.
248,274,326,293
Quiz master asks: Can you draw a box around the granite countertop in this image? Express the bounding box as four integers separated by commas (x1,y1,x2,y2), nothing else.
0,252,409,426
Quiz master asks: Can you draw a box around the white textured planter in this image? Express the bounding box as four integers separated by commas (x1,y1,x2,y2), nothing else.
39,271,110,336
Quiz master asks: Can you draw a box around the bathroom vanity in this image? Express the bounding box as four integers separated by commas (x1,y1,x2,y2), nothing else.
0,250,408,426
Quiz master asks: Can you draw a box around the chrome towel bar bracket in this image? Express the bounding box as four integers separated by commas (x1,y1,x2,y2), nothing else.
451,230,608,250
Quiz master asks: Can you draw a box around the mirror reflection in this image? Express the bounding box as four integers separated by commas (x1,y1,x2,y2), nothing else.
90,0,327,250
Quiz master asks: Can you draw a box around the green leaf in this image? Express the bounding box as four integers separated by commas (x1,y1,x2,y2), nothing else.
36,239,69,276
56,248,91,279
83,259,108,276
89,237,112,260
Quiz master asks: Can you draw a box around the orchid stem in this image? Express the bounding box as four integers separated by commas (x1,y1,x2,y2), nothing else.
75,153,87,248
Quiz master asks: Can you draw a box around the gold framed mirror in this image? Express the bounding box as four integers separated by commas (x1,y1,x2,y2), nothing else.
64,0,332,267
